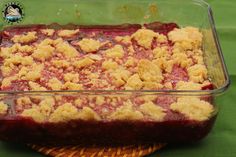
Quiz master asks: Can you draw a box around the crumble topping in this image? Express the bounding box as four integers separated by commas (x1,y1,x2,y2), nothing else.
48,78,63,90
0,101,8,115
21,107,46,123
63,73,79,83
55,40,78,58
49,103,79,123
77,38,101,53
77,107,101,121
29,81,46,91
170,97,214,121
139,101,166,121
12,31,37,43
187,64,208,83
102,60,118,70
63,82,83,90
125,74,143,90
32,44,55,61
73,57,94,69
57,29,80,37
132,28,167,49
41,29,55,36
176,81,202,90
115,35,132,45
104,45,124,58
0,24,214,122
109,101,144,120
138,59,163,82
168,27,203,49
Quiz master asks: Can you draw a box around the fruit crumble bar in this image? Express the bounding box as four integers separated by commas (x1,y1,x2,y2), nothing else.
0,23,216,144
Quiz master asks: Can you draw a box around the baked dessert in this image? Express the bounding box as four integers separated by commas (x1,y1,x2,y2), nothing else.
0,23,216,144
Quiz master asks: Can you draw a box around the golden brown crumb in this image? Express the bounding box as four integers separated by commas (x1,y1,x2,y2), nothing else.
41,29,55,36
168,27,203,49
77,38,101,53
74,98,82,107
131,28,157,49
57,29,80,37
12,31,37,43
138,59,163,82
21,107,46,123
73,57,94,69
77,107,101,120
16,96,32,106
38,97,55,117
170,97,214,121
115,35,132,45
104,45,125,58
125,74,143,90
139,101,166,121
55,40,78,58
143,82,163,90
63,82,83,90
102,60,118,70
32,45,55,61
49,103,79,122
28,81,47,91
187,64,207,83
48,78,63,90
176,81,202,90
96,96,105,105
109,101,143,120
0,101,8,115
63,73,79,83
52,60,70,68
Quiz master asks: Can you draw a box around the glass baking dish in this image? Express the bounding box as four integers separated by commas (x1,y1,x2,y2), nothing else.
0,0,230,145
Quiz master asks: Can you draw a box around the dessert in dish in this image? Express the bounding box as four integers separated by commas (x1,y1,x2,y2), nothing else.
0,22,216,144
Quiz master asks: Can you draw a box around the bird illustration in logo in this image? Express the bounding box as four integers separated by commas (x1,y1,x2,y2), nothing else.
5,5,21,21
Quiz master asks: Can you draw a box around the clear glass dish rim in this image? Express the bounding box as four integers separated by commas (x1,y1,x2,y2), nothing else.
0,0,230,96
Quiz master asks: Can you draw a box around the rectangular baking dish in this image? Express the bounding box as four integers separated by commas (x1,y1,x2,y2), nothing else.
0,0,230,145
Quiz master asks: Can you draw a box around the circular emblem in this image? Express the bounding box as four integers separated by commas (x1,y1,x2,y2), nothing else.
2,2,24,24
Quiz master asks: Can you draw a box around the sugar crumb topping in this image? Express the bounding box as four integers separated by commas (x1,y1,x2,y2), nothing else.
12,31,37,43
77,38,101,53
56,41,78,58
21,107,46,123
49,103,79,122
73,57,94,69
48,78,63,90
32,44,55,61
168,27,203,49
77,107,101,121
29,81,46,91
132,28,157,49
63,82,83,90
139,101,166,121
102,60,118,70
109,101,143,120
138,59,163,82
170,97,213,121
0,101,8,115
187,64,207,83
57,29,80,37
105,45,125,58
41,29,55,36
125,74,143,90
176,81,202,90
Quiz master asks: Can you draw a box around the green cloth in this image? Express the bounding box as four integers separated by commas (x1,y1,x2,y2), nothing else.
0,0,235,156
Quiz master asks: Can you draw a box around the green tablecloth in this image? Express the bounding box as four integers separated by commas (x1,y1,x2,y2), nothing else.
0,0,235,156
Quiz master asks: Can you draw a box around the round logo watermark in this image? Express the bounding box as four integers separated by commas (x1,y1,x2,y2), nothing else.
2,2,24,24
